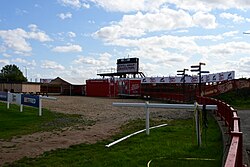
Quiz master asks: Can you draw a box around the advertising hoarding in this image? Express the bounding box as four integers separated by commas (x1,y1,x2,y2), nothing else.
117,58,139,73
21,94,40,108
0,91,8,101
8,93,22,105
129,80,141,95
141,71,235,84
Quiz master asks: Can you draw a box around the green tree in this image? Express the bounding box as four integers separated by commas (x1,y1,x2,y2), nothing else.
0,64,27,82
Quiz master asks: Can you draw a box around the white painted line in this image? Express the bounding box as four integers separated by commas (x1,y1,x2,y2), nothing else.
105,124,168,148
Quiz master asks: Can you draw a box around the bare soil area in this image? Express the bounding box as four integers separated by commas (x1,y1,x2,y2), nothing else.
0,96,192,166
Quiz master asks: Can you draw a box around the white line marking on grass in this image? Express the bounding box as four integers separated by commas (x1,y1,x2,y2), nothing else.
105,124,168,148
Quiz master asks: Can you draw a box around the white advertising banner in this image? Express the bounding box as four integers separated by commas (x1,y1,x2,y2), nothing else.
8,93,22,105
141,71,235,84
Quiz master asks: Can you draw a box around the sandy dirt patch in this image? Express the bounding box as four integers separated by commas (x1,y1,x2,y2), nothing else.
0,96,192,166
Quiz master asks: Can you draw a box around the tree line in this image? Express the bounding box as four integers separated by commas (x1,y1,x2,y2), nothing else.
0,64,27,83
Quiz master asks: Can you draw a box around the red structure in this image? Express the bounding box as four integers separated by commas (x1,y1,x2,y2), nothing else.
117,79,141,97
86,57,144,97
86,79,115,97
86,78,141,97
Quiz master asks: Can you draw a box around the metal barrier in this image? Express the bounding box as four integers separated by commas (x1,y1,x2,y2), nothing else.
198,96,243,167
113,102,217,147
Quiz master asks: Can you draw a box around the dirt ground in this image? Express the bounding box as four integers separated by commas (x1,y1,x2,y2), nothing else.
0,96,192,166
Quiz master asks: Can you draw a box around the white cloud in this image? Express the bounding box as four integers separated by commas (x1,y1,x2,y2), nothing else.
129,47,188,65
192,12,217,29
246,18,250,22
28,24,38,31
0,28,32,53
27,25,52,41
196,42,250,71
88,20,95,24
57,12,72,20
207,42,250,57
11,58,27,63
82,3,90,8
52,44,82,52
29,31,53,42
92,31,250,77
94,9,194,40
162,0,250,12
0,25,52,54
58,0,90,9
41,60,65,70
0,59,10,66
94,7,220,41
220,12,245,23
90,0,145,12
88,0,250,13
3,53,11,58
73,52,112,66
15,9,28,15
11,58,36,66
101,35,220,51
68,31,76,38
224,57,250,78
222,31,239,37
238,57,250,73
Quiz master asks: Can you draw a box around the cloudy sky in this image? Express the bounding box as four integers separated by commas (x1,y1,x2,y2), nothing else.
1,0,250,82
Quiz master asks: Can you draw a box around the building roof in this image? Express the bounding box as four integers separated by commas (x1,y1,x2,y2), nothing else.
50,77,85,85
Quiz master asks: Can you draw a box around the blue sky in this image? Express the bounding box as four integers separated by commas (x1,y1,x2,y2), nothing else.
1,0,250,82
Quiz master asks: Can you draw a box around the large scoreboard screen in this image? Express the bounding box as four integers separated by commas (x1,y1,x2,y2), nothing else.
117,58,139,73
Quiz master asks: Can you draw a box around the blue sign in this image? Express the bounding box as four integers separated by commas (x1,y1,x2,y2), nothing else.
21,94,40,108
0,91,8,101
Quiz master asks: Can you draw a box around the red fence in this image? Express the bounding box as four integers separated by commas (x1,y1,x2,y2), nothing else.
198,96,243,167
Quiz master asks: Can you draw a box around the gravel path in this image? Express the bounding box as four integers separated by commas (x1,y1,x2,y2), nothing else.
0,96,192,166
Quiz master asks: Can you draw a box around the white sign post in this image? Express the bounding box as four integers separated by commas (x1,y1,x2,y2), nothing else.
39,96,57,116
7,91,10,109
194,102,202,147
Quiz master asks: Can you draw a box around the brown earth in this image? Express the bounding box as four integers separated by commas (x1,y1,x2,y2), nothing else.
0,96,192,166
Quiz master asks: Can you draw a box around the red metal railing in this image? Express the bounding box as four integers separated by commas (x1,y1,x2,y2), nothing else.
198,96,243,167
